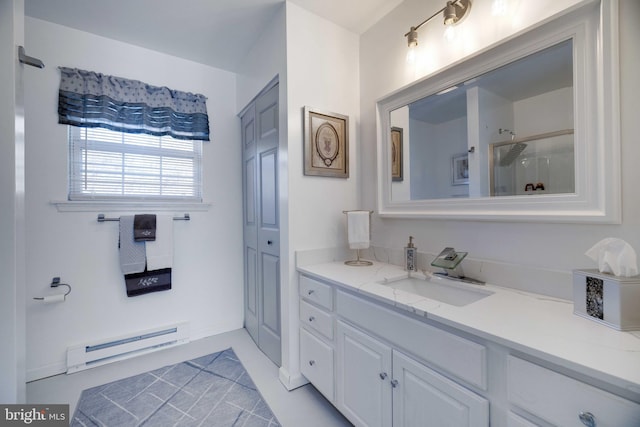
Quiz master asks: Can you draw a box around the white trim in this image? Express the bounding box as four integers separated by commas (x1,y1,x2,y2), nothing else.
278,366,309,391
51,200,211,212
26,362,67,383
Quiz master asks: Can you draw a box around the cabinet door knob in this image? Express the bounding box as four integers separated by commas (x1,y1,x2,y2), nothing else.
308,290,315,295
390,379,399,388
379,372,388,380
578,412,596,427
267,240,273,245
308,316,315,322
309,360,315,366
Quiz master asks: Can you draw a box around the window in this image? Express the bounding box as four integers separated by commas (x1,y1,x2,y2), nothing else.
69,127,202,201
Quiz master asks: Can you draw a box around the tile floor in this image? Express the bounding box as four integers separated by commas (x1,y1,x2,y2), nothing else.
27,329,352,427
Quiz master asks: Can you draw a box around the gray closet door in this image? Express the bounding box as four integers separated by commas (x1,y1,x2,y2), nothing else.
242,100,259,345
241,82,281,366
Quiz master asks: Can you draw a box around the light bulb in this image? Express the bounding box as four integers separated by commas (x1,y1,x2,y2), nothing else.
444,25,457,42
406,45,417,65
492,0,508,16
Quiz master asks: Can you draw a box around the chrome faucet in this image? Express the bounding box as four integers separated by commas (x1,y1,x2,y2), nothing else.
431,247,485,285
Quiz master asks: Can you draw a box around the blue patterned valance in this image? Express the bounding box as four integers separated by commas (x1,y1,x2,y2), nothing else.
58,67,210,141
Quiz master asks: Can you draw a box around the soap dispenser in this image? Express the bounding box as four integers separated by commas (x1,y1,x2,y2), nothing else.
405,236,417,272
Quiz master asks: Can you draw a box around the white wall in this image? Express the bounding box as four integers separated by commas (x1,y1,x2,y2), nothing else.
236,4,286,112
514,87,573,136
360,0,640,288
409,116,468,199
0,0,26,403
24,18,244,380
282,1,360,387
235,1,361,390
285,2,360,251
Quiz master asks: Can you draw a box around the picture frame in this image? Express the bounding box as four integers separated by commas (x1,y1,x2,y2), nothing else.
390,127,403,182
303,106,349,178
452,153,469,185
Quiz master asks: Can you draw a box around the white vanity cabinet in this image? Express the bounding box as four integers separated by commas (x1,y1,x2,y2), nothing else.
336,320,489,427
392,349,488,427
297,270,640,426
336,291,489,427
299,273,489,427
299,275,336,402
336,320,392,427
299,328,334,401
507,356,640,427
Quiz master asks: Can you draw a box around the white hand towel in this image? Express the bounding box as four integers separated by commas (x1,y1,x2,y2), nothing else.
119,215,146,274
145,215,173,270
347,211,370,250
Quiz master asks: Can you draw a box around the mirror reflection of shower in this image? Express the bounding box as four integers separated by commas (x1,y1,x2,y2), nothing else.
490,129,574,197
388,38,574,202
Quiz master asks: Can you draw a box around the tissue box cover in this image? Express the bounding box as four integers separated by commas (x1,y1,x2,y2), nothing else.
573,269,640,331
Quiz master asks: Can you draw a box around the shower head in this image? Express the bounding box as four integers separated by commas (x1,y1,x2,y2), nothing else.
499,142,527,166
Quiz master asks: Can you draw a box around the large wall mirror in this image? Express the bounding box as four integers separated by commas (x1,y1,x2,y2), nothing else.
377,0,620,223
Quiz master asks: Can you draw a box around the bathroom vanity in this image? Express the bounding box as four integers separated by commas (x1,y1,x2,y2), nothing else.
294,2,635,424
296,260,640,427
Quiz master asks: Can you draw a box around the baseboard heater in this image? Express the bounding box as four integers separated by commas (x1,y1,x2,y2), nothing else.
66,322,189,374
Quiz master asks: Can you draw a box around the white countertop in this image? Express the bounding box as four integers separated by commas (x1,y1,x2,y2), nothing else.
297,260,640,395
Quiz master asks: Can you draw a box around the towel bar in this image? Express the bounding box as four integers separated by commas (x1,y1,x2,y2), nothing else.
97,213,190,222
342,210,374,214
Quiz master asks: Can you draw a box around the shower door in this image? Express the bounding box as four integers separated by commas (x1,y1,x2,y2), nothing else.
241,81,281,366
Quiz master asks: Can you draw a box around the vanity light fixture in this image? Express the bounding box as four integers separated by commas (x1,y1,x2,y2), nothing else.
404,0,472,48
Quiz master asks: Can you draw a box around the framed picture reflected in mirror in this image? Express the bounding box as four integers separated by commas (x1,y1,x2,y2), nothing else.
452,153,469,185
391,127,403,182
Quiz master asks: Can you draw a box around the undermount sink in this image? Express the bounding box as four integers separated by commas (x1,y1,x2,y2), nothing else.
379,274,494,307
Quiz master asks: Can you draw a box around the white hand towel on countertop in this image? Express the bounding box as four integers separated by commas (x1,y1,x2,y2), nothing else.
145,215,173,270
347,211,370,250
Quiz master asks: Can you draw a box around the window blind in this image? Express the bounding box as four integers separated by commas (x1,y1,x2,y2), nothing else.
69,127,202,201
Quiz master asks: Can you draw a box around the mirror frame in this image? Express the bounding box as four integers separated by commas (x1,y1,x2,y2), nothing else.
376,0,620,223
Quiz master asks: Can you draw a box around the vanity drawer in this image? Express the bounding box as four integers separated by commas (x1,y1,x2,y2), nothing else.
507,355,640,426
336,289,486,390
300,299,333,340
299,275,333,310
300,327,335,402
507,412,539,427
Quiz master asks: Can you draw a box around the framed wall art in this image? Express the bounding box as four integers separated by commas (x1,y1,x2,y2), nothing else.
452,153,469,185
303,106,349,178
390,127,403,182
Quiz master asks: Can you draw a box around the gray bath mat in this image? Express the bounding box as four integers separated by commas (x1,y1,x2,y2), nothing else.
71,348,280,426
